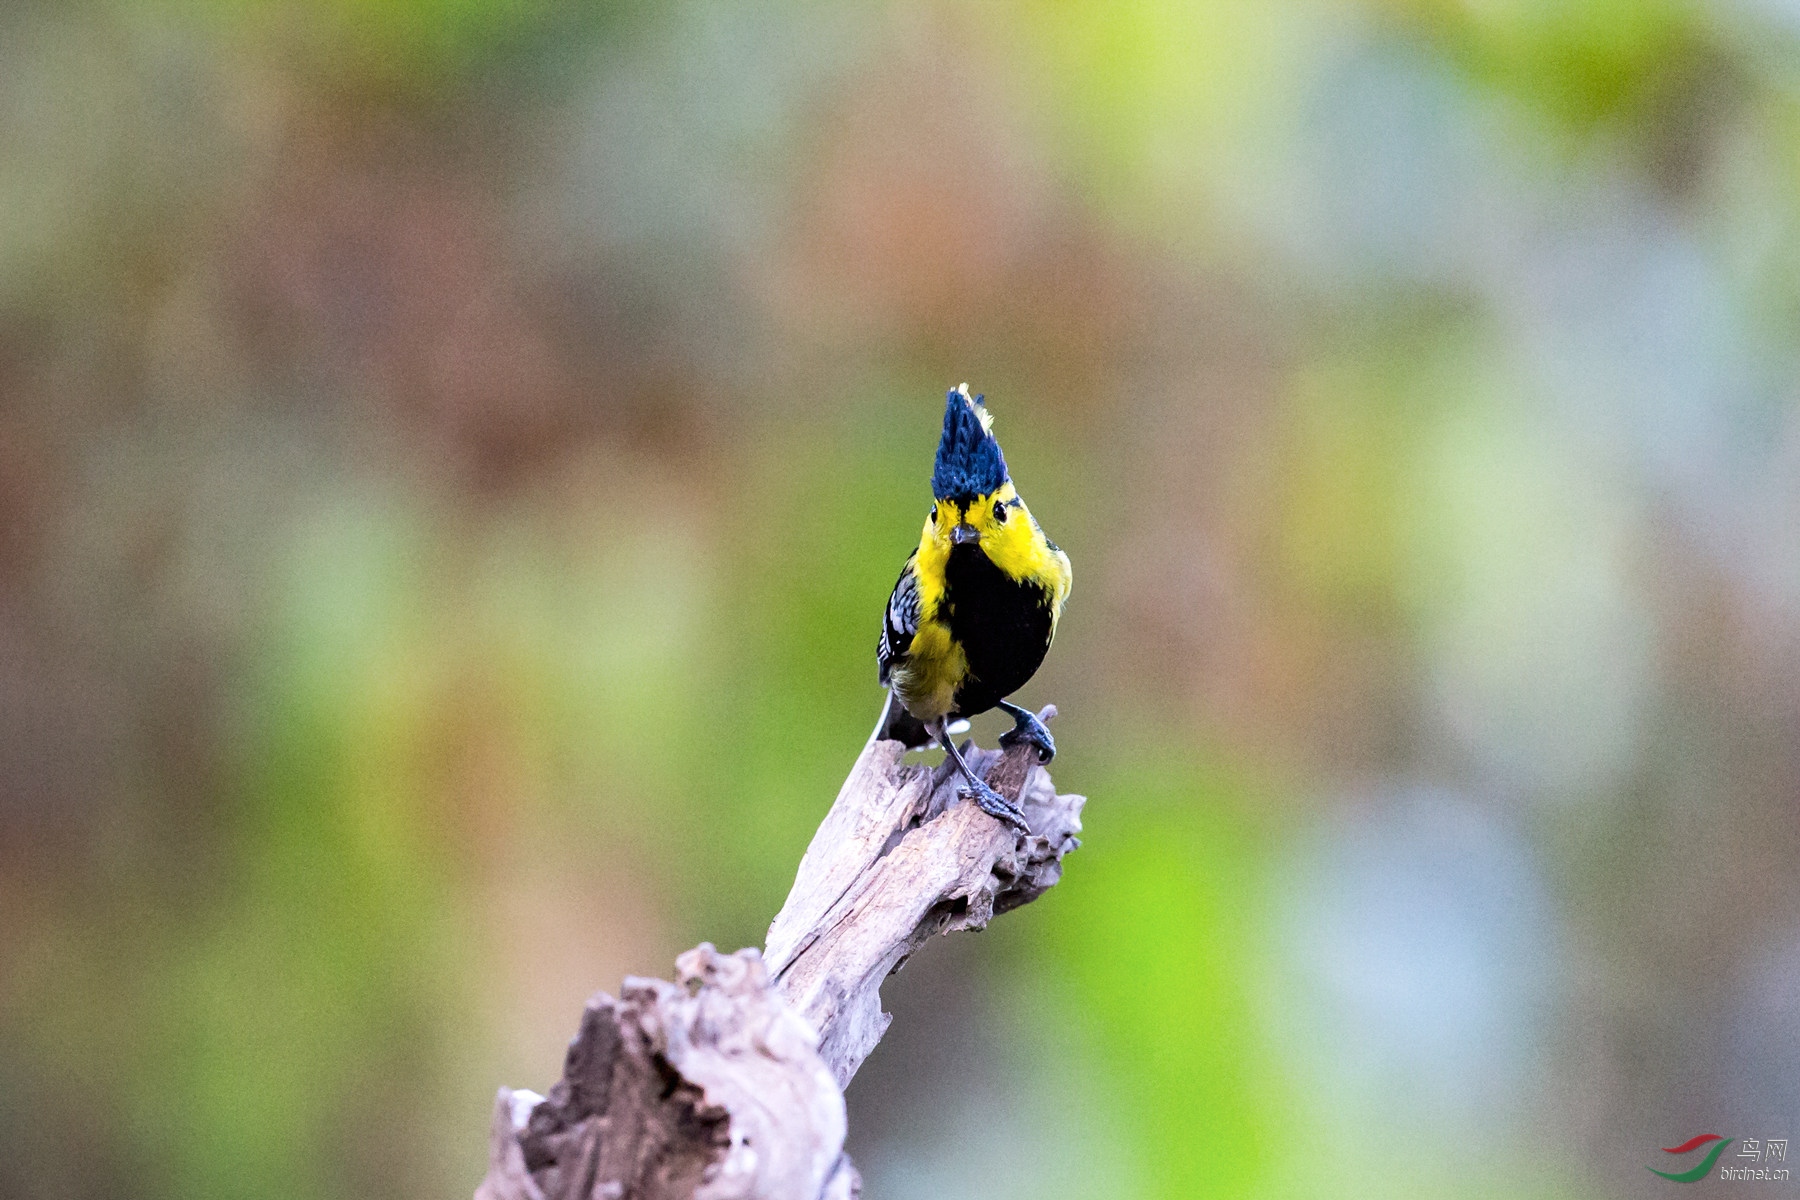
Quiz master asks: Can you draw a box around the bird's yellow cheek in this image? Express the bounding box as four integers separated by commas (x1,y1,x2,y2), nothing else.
980,519,1044,579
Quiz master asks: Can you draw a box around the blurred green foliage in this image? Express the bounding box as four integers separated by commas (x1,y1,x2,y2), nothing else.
1026,755,1288,1197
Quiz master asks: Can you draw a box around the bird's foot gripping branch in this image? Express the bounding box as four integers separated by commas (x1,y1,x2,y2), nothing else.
475,704,1083,1200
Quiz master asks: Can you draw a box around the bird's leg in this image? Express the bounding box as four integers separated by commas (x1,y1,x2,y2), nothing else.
932,720,1029,833
996,699,1055,763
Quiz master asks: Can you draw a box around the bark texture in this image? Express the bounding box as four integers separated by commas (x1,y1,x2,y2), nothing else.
476,702,1083,1200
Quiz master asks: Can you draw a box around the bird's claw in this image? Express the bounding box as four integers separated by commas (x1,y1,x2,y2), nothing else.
960,778,1030,833
999,708,1056,763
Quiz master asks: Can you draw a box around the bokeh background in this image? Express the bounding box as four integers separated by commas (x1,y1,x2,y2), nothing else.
5,1,1800,1197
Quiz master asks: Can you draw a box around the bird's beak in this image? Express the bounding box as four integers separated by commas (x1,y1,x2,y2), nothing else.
951,522,981,545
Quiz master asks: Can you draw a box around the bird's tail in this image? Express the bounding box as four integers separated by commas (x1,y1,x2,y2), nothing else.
875,689,933,748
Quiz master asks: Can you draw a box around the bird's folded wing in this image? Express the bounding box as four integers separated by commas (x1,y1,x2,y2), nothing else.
876,553,920,683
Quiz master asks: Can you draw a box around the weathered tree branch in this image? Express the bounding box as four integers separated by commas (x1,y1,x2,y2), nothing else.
475,702,1084,1200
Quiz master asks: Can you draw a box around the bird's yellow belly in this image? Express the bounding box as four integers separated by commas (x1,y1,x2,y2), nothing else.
891,619,966,722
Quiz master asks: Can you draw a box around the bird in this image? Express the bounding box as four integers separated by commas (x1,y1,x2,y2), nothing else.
877,384,1072,831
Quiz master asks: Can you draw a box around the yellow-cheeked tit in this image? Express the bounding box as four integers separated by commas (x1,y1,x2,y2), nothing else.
877,384,1072,830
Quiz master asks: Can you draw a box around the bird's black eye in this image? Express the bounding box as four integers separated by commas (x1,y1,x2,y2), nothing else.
993,499,1007,524
930,505,938,523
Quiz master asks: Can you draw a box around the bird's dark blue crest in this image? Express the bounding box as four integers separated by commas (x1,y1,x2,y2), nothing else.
931,387,1009,501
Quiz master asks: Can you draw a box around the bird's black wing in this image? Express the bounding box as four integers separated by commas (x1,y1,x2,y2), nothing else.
877,552,920,685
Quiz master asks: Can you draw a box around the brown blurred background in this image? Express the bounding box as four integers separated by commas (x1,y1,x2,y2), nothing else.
4,1,1800,1197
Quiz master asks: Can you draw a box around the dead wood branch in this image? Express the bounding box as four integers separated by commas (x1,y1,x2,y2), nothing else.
476,701,1084,1200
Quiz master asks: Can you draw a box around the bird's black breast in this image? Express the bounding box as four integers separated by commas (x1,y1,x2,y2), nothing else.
941,543,1054,719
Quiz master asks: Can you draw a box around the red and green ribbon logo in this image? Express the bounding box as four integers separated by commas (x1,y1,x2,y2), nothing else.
1650,1134,1734,1182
